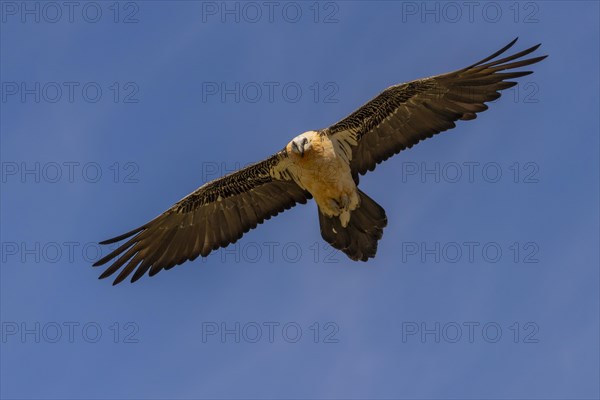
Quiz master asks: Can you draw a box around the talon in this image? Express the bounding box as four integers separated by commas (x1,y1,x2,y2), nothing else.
340,210,350,227
327,198,341,213
340,193,350,208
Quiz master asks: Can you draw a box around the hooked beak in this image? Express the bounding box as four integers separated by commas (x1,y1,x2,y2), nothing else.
291,137,308,157
292,141,304,157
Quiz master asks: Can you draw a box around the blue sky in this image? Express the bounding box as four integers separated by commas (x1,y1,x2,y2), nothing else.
1,1,598,399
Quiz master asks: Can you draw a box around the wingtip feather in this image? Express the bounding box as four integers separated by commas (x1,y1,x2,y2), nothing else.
466,37,519,69
99,225,145,245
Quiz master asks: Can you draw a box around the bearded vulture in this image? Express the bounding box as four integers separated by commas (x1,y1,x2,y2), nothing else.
94,38,546,284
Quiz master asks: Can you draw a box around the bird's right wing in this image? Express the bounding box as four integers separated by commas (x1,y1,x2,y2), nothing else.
93,151,310,285
325,38,547,179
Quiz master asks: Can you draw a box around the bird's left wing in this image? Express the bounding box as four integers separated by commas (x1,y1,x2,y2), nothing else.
324,38,547,179
93,151,309,285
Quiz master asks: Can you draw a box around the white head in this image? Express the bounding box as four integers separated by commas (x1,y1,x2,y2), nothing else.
288,131,317,158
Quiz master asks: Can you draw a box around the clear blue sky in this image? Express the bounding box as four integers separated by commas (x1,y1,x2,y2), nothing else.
1,1,598,399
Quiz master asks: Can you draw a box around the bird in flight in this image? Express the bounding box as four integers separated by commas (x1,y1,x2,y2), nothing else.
94,38,546,285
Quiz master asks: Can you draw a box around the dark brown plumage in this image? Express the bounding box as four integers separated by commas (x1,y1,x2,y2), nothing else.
326,38,546,180
318,190,388,261
94,154,311,285
94,38,546,284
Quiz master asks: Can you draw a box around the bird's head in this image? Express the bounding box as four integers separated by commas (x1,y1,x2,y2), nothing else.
287,131,317,158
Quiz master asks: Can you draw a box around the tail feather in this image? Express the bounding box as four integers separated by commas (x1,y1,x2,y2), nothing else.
319,190,387,261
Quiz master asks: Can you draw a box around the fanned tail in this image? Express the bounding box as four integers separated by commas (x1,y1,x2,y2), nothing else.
319,190,387,261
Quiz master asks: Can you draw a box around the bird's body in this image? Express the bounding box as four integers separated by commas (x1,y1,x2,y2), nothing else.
285,130,359,227
94,38,546,284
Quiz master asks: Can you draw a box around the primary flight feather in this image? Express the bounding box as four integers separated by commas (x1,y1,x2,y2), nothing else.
94,38,546,285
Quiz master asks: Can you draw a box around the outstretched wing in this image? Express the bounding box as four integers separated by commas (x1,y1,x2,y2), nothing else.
324,38,547,178
93,151,309,285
